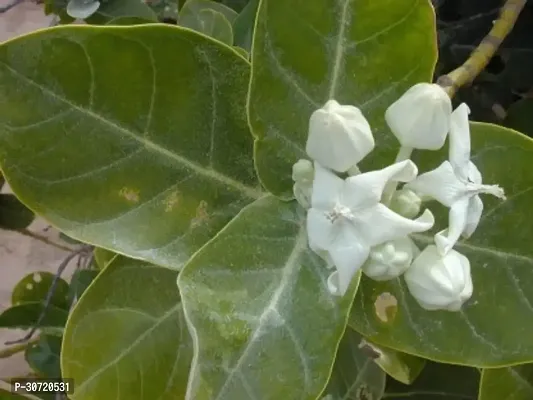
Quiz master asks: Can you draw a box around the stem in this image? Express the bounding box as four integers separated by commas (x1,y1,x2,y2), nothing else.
0,337,39,358
382,146,413,206
437,0,527,98
17,229,75,252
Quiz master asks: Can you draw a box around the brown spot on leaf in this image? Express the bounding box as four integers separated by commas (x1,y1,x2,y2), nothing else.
374,292,398,323
119,187,140,203
164,191,180,212
191,200,209,227
356,385,372,400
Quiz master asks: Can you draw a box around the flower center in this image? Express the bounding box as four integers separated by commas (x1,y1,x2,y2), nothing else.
326,203,355,223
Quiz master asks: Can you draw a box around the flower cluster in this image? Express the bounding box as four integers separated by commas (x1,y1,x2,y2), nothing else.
293,84,506,311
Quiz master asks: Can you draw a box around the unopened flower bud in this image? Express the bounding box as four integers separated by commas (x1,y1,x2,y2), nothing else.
306,100,374,172
389,188,422,219
385,83,452,150
404,245,473,311
363,237,418,281
67,0,100,19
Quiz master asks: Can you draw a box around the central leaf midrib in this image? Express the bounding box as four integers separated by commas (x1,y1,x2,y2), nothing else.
212,225,308,399
1,62,262,200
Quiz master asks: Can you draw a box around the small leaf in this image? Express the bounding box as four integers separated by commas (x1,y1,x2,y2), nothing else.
11,272,70,310
504,98,533,137
323,329,386,400
248,0,437,197
25,335,62,378
0,25,261,270
67,269,99,302
479,364,533,400
178,195,360,399
93,247,117,269
383,361,479,399
85,0,157,24
178,0,238,24
62,256,192,400
351,123,533,367
232,0,259,52
0,194,34,230
359,338,425,385
184,9,234,45
0,303,68,329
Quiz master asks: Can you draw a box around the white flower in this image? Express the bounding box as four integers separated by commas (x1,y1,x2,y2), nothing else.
406,103,506,255
307,160,435,295
363,237,419,281
389,188,422,219
306,100,374,173
385,83,452,150
404,245,473,311
67,0,100,19
292,159,314,209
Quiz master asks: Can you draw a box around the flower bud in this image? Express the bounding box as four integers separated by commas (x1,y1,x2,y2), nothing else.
385,83,452,150
389,188,422,219
292,159,314,209
306,100,374,172
363,237,418,281
404,245,473,311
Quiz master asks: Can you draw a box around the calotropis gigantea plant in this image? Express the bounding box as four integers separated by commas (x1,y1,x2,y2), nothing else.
1,0,533,399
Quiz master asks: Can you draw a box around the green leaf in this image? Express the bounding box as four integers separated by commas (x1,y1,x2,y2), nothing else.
178,195,360,399
248,0,437,197
323,329,386,400
504,98,533,137
0,302,68,329
11,272,69,310
25,335,62,378
105,16,154,25
93,247,117,269
182,9,234,45
85,0,158,24
67,269,99,302
383,361,479,399
358,337,425,385
0,25,261,270
0,389,34,399
61,256,192,400
350,123,533,367
179,0,238,23
479,365,533,400
232,0,259,52
0,194,34,230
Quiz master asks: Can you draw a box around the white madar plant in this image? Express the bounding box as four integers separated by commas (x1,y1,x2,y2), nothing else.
294,83,506,311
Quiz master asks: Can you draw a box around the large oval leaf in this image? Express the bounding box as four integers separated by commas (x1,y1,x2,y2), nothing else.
350,123,533,367
0,25,262,270
479,365,533,400
61,256,192,400
248,0,437,197
178,195,360,400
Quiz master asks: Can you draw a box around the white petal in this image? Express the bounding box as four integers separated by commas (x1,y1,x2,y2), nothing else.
356,204,434,247
385,83,452,150
448,103,471,179
467,161,482,184
67,0,100,19
328,223,370,295
306,100,375,172
404,245,472,311
343,160,418,210
310,162,343,210
463,195,483,238
306,208,335,253
435,197,469,255
406,161,467,207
